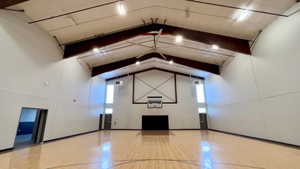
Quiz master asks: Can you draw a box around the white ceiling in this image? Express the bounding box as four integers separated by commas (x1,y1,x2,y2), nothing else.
77,34,235,67
15,0,296,44
12,0,296,77
78,34,233,79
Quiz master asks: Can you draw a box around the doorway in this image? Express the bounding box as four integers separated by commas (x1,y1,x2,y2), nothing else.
199,114,208,130
14,108,48,148
99,114,103,130
104,114,112,130
142,115,169,130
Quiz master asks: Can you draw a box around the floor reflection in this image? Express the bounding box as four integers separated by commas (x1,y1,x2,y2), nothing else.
201,141,214,169
2,131,297,169
140,130,173,136
100,142,112,169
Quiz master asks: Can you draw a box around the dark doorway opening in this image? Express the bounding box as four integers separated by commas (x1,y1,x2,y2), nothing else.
142,115,169,130
14,108,48,148
199,114,208,130
99,114,103,130
104,114,112,130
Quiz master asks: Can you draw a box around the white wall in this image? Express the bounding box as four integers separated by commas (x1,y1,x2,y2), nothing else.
0,11,105,150
107,70,201,129
205,4,300,146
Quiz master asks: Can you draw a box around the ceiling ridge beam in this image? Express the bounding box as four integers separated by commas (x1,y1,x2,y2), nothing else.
64,23,251,58
91,52,220,77
0,0,29,9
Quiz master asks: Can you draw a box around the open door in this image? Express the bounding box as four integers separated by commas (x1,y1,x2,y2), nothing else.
14,108,48,148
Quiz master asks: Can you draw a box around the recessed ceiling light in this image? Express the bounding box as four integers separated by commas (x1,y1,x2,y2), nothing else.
93,48,106,56
237,10,251,22
211,44,219,50
116,1,127,16
93,48,100,53
169,60,174,64
175,35,183,43
135,61,140,65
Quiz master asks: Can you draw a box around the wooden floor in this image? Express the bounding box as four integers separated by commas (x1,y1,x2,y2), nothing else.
1,130,300,169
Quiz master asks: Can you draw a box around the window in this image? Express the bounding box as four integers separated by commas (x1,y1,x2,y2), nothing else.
106,85,114,104
196,83,205,103
198,107,207,114
195,81,207,114
105,108,113,114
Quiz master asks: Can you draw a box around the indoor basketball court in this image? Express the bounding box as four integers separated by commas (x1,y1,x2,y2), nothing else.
1,0,300,169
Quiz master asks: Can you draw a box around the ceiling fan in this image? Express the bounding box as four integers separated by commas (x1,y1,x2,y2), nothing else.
126,29,167,60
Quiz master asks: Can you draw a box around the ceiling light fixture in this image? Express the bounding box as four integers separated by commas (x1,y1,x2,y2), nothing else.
237,10,251,22
93,47,106,56
175,35,183,43
169,60,174,64
116,1,127,16
93,48,100,53
211,44,219,50
135,61,140,65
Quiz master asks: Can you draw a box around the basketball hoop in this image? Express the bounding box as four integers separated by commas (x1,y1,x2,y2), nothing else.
147,96,163,109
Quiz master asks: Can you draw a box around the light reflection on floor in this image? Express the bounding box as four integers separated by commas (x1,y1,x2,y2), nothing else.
100,142,112,169
2,130,300,169
201,141,214,169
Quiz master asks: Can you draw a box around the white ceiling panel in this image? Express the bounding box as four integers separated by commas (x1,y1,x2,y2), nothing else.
14,0,296,44
10,0,297,76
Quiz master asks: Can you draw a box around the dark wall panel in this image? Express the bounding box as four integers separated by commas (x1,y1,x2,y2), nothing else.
142,116,169,130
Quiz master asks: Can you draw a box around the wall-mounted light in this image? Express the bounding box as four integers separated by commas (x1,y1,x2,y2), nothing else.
116,1,127,16
135,61,140,65
175,35,183,43
169,60,174,64
211,44,219,50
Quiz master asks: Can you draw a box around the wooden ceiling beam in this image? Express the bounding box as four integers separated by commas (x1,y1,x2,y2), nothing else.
64,24,251,58
91,53,220,77
0,0,28,8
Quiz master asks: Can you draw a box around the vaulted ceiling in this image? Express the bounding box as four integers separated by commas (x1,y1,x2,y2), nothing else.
13,0,295,43
7,0,297,78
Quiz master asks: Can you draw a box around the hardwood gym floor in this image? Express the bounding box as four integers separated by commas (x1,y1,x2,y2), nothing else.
1,130,300,169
